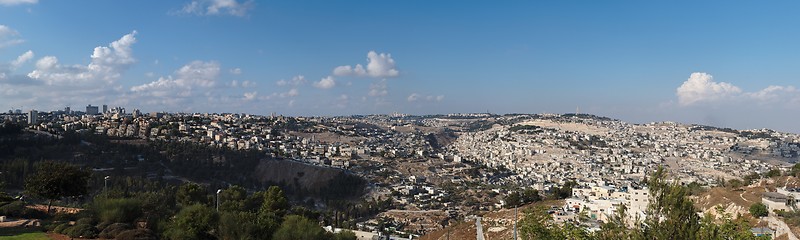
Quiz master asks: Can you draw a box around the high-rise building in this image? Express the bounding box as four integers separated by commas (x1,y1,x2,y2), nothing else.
86,105,99,115
28,110,38,125
65,106,71,114
102,105,108,113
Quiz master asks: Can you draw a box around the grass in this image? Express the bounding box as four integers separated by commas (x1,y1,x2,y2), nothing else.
0,228,50,240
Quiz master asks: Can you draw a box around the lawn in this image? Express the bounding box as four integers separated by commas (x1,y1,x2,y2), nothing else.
0,228,50,240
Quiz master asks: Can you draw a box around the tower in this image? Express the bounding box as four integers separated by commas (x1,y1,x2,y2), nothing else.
28,110,38,125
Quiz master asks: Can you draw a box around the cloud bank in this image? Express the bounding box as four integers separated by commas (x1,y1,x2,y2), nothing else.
676,72,800,107
333,51,399,78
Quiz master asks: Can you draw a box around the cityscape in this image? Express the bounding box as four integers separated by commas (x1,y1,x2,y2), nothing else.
3,1,800,240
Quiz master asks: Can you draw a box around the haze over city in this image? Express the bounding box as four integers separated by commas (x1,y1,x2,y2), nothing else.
2,0,800,132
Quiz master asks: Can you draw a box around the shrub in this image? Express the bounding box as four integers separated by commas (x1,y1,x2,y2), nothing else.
0,201,46,219
93,197,143,224
115,229,158,240
76,217,95,226
98,223,132,239
53,223,71,234
749,203,768,218
64,223,98,238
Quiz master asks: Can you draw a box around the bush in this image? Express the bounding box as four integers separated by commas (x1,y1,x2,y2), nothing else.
76,217,96,226
115,228,158,240
53,223,71,234
98,223,133,239
52,211,77,222
93,197,143,224
749,203,768,218
64,223,98,238
0,201,47,219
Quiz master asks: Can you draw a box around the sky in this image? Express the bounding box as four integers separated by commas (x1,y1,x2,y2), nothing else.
2,1,800,132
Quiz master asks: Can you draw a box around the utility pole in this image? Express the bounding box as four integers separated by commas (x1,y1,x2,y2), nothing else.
513,155,518,240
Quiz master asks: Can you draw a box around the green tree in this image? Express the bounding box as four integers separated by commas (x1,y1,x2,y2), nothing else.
24,161,91,213
92,197,143,224
596,204,636,240
272,215,327,240
792,163,800,177
219,185,248,211
749,203,768,218
218,211,261,240
260,186,289,217
518,206,565,240
504,192,521,209
522,188,542,203
164,204,219,240
333,230,357,240
698,207,768,240
765,169,782,178
641,167,701,240
176,183,207,206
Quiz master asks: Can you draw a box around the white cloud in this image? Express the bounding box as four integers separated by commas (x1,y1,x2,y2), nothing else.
243,91,257,101
746,85,799,103
10,50,34,69
28,31,138,85
676,72,741,106
313,76,336,89
408,93,444,102
675,72,800,108
230,68,241,75
407,93,419,102
280,88,299,98
333,51,399,78
276,75,306,86
131,60,220,95
178,0,253,17
0,25,24,48
368,79,388,97
241,80,256,88
0,0,37,5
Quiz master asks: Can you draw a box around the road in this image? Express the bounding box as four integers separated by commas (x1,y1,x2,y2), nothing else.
475,217,485,240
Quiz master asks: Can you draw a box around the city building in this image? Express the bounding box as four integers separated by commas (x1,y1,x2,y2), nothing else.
28,110,38,125
86,105,99,115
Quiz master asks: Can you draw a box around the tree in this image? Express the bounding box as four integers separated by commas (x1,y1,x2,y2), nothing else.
791,163,800,177
164,204,218,240
518,206,565,240
176,183,207,206
641,167,701,240
24,161,91,213
218,211,261,240
272,215,327,240
504,192,521,209
522,188,542,203
749,203,768,218
260,186,289,217
333,230,357,240
765,169,782,178
219,185,248,211
92,197,143,224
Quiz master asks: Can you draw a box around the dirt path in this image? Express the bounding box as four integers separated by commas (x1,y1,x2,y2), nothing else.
767,216,799,240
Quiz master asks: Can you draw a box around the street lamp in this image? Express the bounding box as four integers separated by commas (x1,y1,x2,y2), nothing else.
216,189,222,211
104,176,110,193
513,155,518,240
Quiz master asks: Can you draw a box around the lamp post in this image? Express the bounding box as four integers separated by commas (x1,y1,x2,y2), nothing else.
104,176,110,193
216,189,222,211
513,155,518,240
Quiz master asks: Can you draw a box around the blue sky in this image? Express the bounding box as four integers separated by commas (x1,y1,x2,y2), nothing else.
2,1,800,132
